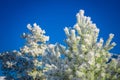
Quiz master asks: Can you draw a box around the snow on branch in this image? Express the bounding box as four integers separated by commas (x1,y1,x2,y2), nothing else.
0,10,119,80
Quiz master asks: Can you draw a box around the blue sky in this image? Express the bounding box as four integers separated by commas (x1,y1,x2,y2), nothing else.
0,0,120,54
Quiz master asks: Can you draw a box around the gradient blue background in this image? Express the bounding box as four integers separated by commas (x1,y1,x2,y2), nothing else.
0,0,120,54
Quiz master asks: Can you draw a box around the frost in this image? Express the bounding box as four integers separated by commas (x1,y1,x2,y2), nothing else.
0,10,120,80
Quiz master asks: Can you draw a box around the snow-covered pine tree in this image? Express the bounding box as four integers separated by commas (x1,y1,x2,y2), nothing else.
0,10,120,80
